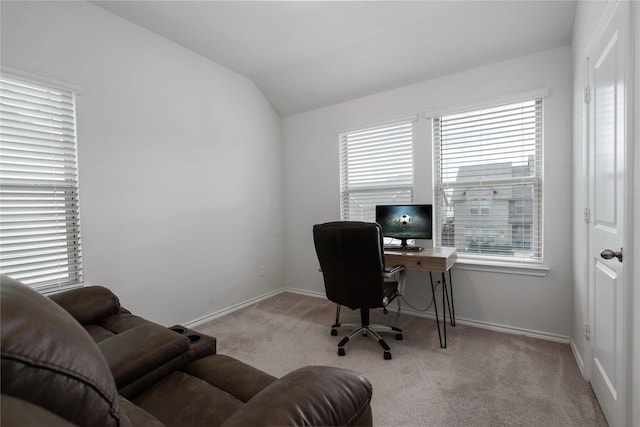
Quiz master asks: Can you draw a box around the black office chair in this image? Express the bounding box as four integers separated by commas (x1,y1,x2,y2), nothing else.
313,221,405,360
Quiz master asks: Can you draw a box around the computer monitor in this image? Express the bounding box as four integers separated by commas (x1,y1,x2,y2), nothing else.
375,204,433,250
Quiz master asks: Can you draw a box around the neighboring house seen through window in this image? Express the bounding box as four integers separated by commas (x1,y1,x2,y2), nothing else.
339,119,414,222
433,98,542,261
0,74,83,291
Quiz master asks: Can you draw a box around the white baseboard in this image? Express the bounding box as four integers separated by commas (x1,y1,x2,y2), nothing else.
570,338,587,378
183,288,286,328
185,286,570,344
284,287,326,299
396,304,570,343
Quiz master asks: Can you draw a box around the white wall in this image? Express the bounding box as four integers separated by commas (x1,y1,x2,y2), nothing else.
0,1,284,326
283,47,573,339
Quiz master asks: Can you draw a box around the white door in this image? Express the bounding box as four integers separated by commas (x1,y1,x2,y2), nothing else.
588,2,630,426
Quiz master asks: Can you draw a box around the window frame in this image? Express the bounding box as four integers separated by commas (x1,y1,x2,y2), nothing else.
338,117,416,225
431,94,544,265
0,71,84,292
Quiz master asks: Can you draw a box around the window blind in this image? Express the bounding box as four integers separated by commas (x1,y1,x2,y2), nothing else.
433,99,542,261
0,74,83,291
339,120,414,222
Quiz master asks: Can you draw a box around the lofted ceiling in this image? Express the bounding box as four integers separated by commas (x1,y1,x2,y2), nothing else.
91,1,576,116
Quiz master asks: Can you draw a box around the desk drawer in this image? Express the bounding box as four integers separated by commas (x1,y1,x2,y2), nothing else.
384,253,453,272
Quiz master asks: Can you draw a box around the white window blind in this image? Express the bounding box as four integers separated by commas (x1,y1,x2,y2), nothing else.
0,74,83,291
433,98,542,261
339,120,414,222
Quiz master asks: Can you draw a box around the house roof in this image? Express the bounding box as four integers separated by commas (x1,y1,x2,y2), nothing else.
452,161,534,202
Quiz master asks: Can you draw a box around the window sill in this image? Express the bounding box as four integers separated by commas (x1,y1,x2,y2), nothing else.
453,257,549,277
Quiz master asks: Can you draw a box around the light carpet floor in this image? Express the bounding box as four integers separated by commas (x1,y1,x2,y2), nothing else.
195,291,607,427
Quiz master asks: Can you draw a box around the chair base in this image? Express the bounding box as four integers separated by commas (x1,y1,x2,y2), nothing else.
334,324,402,360
331,305,403,360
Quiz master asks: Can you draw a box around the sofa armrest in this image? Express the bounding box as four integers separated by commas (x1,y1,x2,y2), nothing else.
49,286,121,325
98,323,190,389
220,366,372,427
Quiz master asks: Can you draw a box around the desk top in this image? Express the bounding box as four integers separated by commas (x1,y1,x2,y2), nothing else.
384,247,457,272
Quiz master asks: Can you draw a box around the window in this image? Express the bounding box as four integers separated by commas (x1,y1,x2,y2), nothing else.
464,226,497,245
513,200,526,215
0,74,83,291
469,200,490,215
433,98,542,261
339,119,414,222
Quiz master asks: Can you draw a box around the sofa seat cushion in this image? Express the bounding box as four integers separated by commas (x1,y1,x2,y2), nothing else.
119,396,165,427
132,354,277,426
98,323,190,389
133,371,245,427
185,354,276,402
86,312,159,343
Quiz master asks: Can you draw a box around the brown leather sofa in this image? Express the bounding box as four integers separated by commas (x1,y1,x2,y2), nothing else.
0,275,373,426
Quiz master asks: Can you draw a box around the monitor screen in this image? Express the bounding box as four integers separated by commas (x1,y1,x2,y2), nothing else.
375,204,433,244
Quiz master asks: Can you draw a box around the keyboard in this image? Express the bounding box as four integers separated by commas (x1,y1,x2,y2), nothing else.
384,245,424,252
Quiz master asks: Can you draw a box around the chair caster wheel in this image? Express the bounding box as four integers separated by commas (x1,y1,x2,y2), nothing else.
338,348,346,356
384,351,392,360
396,333,403,340
331,329,337,336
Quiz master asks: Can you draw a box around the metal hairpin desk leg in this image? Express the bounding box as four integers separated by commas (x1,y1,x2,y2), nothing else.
428,271,446,348
446,270,455,326
429,270,455,348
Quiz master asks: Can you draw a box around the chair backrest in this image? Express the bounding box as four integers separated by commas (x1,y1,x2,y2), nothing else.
313,222,386,310
0,275,126,427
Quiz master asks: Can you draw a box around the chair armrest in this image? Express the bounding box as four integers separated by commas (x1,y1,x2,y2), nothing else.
49,286,121,325
383,265,405,278
221,366,372,427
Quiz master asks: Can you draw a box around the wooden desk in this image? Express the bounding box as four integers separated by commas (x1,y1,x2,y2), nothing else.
384,247,456,272
384,247,457,348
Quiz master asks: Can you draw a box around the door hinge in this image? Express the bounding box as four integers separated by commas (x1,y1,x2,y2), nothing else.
585,323,591,340
584,207,591,223
584,87,591,104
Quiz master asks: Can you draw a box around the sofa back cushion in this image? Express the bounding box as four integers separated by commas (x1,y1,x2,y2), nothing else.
0,276,126,427
49,285,121,325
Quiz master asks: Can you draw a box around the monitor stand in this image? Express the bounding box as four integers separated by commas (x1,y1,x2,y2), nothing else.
384,238,423,252
401,239,423,252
